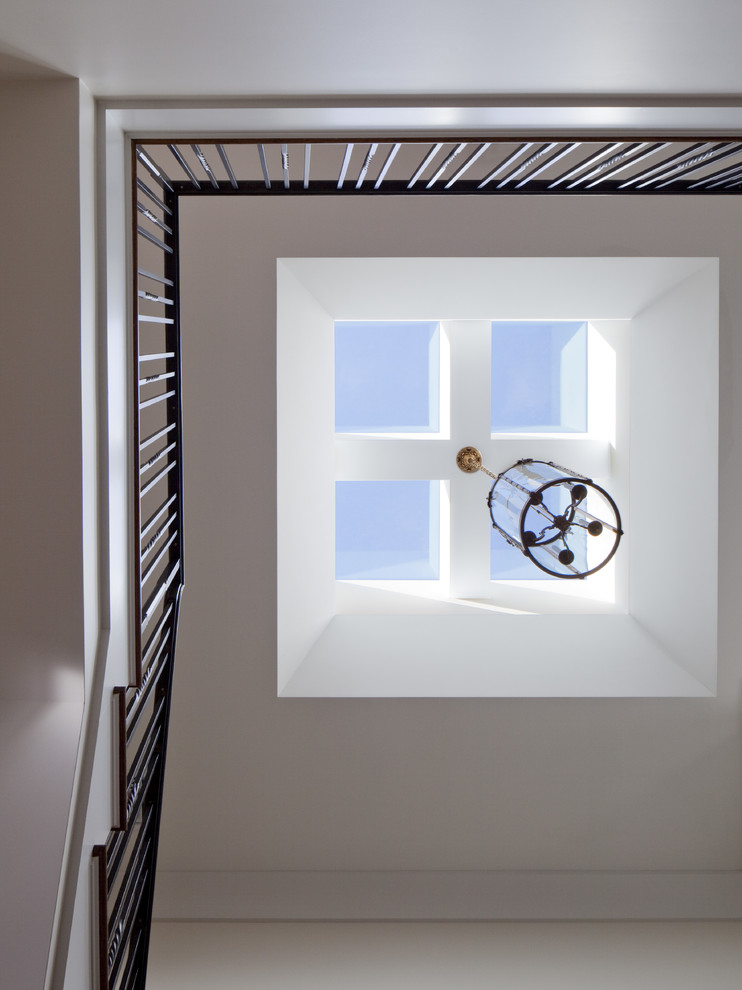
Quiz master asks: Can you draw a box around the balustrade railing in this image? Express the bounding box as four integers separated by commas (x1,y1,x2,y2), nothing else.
131,136,742,196
92,145,184,990
91,129,742,990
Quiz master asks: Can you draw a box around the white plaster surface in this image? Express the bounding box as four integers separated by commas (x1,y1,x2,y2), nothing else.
156,194,742,888
3,0,742,100
277,256,717,697
0,77,87,990
148,921,742,990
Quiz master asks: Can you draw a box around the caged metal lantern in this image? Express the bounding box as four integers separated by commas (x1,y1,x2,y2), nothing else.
456,447,623,579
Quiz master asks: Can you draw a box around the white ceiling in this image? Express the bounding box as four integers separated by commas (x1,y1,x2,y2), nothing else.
9,0,742,923
154,193,740,896
2,0,742,99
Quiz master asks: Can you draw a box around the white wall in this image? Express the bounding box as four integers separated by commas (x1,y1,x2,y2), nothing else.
148,921,742,990
155,193,742,919
0,80,85,700
0,76,87,990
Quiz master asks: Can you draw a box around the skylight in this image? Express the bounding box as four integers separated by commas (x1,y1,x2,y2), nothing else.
277,255,717,698
491,321,587,433
334,318,592,584
335,480,440,579
335,320,440,433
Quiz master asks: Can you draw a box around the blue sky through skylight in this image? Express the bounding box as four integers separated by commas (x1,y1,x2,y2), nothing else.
334,320,591,585
491,321,587,433
335,480,440,580
335,321,440,433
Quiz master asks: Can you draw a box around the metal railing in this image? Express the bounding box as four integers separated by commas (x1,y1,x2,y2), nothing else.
134,136,742,196
92,127,742,990
92,145,184,990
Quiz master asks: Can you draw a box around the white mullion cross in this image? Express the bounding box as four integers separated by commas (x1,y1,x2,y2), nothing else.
334,319,608,602
447,320,493,599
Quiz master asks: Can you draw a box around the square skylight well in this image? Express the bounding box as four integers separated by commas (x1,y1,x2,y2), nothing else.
277,257,718,698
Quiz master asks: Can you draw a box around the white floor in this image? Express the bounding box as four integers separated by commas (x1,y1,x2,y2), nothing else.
148,921,742,990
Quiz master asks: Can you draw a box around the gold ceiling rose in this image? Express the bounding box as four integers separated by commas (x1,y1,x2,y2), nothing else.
456,446,483,473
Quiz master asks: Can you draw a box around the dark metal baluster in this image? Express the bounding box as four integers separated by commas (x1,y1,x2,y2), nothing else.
137,225,173,253
444,143,490,189
681,145,742,188
407,143,443,189
698,162,742,189
217,144,239,189
281,144,291,189
496,142,558,188
136,178,173,215
168,145,201,188
125,702,164,821
138,372,175,389
138,288,173,305
478,143,534,189
137,203,173,236
117,926,144,990
138,315,175,328
257,144,271,189
141,495,178,539
136,148,174,193
138,268,174,287
514,142,578,188
192,144,220,189
337,144,354,189
425,142,466,189
547,142,623,188
127,639,170,722
140,611,173,676
374,143,400,189
618,141,712,188
138,353,175,365
126,658,168,744
356,143,378,189
140,511,177,563
107,802,155,892
140,458,177,497
304,144,311,189
583,142,670,188
139,389,176,411
140,531,179,588
107,828,152,988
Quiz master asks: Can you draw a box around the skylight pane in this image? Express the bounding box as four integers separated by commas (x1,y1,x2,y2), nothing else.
336,480,440,580
491,321,587,433
335,321,440,433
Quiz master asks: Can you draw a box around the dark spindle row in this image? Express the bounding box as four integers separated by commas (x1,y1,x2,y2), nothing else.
93,144,185,990
93,125,742,990
136,136,742,195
